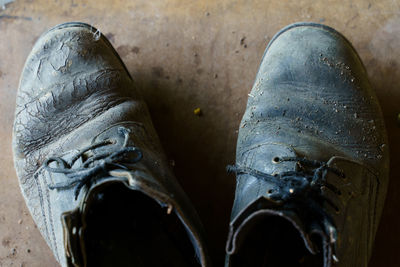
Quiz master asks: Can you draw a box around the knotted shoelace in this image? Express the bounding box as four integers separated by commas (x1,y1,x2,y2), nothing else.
44,127,142,199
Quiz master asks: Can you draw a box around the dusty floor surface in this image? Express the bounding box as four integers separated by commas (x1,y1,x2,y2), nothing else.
1,0,400,266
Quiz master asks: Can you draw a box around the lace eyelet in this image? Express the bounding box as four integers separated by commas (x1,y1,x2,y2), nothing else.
272,157,280,164
335,207,340,214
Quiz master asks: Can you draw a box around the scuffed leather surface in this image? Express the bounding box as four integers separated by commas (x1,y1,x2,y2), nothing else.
12,23,209,267
323,157,379,266
228,23,389,267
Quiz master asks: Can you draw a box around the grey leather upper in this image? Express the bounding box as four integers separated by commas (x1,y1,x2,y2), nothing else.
13,22,210,267
226,23,389,267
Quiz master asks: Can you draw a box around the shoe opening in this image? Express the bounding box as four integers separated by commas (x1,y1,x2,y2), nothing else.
83,183,201,267
229,215,323,267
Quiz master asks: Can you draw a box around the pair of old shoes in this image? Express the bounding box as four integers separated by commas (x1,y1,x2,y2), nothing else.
12,22,389,267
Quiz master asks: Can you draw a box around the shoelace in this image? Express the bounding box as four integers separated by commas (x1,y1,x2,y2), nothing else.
44,127,142,200
227,157,345,207
227,157,346,263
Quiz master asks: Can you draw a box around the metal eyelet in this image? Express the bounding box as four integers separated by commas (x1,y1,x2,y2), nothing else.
335,207,340,214
272,157,280,164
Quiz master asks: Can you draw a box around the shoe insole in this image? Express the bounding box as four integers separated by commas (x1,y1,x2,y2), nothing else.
84,183,200,267
230,216,322,267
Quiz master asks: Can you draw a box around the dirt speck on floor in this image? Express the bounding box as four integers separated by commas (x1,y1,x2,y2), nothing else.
152,66,164,78
2,238,10,247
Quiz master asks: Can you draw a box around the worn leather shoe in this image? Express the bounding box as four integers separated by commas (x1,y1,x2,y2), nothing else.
225,22,389,267
13,22,210,267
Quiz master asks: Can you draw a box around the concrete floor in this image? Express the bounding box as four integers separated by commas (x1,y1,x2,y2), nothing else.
1,0,400,266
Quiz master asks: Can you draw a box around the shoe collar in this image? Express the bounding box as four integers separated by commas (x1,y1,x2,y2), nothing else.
227,155,379,267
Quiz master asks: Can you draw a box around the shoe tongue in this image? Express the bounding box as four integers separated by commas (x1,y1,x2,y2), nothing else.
226,197,334,267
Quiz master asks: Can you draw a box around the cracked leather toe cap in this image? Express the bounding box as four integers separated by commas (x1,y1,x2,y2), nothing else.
14,22,142,158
